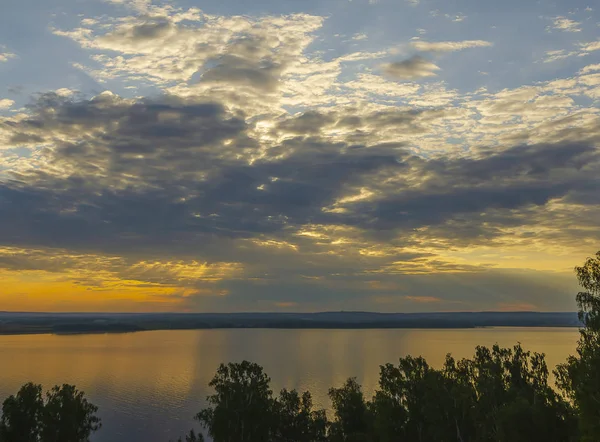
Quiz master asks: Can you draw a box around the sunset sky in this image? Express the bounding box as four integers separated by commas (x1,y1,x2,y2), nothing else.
0,0,598,312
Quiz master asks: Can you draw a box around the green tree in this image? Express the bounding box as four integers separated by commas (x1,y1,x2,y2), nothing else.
0,383,100,442
273,389,328,442
328,378,372,442
556,250,600,441
40,385,101,442
0,383,44,442
372,355,476,442
469,344,576,442
195,361,275,442
172,430,204,442
368,345,576,442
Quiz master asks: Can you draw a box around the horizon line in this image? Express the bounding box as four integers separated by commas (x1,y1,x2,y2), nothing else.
0,310,578,315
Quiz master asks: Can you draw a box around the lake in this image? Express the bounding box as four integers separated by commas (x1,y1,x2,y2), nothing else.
0,328,580,442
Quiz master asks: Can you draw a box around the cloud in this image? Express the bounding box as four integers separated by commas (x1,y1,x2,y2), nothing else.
0,87,597,311
411,40,493,52
382,56,440,79
3,3,600,312
404,295,442,303
104,0,152,12
581,41,600,52
448,13,467,22
0,52,16,62
0,99,15,109
542,39,600,64
549,17,582,33
580,64,600,74
543,49,579,63
200,54,283,92
2,91,599,254
52,7,324,93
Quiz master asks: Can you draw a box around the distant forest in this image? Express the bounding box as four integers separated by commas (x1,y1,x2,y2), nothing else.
0,311,581,336
1,251,599,442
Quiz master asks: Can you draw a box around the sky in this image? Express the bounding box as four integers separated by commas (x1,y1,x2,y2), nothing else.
0,0,599,313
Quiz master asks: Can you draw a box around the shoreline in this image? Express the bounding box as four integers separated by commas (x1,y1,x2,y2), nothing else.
0,323,581,337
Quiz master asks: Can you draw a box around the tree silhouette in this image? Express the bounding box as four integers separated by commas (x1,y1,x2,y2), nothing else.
40,385,101,442
172,430,204,442
556,250,600,442
273,389,328,442
328,378,372,442
0,384,100,442
0,383,44,442
196,361,275,442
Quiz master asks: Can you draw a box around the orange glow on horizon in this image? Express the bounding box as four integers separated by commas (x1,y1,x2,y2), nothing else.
0,269,196,312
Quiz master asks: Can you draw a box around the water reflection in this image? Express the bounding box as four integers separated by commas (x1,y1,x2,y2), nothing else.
0,328,579,442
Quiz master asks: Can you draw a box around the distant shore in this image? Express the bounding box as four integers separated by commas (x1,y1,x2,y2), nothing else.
0,311,581,336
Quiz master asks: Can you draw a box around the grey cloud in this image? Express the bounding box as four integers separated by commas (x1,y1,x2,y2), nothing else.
1,95,399,254
344,142,599,232
129,17,173,41
9,132,45,144
382,56,440,80
98,16,174,46
275,107,442,136
276,111,336,134
184,269,578,312
200,56,282,91
198,34,286,92
1,93,599,289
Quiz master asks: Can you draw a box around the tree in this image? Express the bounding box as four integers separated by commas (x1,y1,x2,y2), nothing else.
172,430,204,442
468,344,576,442
367,344,576,442
195,361,275,442
556,250,600,441
0,383,100,442
0,383,44,442
40,385,101,442
372,354,477,442
273,389,328,442
328,378,372,442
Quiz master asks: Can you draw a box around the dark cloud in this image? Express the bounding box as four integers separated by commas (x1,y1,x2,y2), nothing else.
129,17,173,41
99,16,174,45
198,35,285,92
200,56,282,91
183,269,578,312
9,132,45,144
276,111,336,134
1,92,599,310
2,93,600,255
277,108,435,135
382,56,440,80
295,142,594,240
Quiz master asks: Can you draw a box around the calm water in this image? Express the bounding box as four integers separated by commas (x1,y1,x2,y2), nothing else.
0,328,579,442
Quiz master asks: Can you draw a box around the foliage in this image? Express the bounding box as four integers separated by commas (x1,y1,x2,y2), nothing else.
0,384,100,442
195,360,275,442
556,251,600,441
40,385,101,442
172,430,204,442
193,360,328,442
0,383,43,442
328,378,372,442
191,344,578,442
273,389,328,442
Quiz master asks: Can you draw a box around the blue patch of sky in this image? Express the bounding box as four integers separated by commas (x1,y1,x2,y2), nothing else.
1,0,599,107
